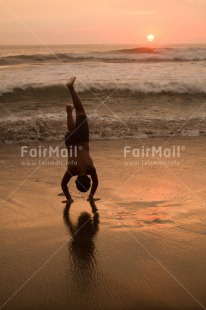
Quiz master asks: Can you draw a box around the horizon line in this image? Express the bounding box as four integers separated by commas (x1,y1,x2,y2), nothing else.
0,41,206,46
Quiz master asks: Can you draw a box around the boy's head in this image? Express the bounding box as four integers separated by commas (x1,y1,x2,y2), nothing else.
75,175,91,192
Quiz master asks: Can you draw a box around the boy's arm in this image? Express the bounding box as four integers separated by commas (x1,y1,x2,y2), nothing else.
61,171,73,201
89,168,99,199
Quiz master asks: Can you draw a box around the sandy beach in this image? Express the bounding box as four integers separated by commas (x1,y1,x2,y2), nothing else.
0,137,206,310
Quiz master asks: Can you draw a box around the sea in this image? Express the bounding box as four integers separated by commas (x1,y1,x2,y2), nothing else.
0,44,206,143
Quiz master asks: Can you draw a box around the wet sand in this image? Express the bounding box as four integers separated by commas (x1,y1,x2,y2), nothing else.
0,138,206,310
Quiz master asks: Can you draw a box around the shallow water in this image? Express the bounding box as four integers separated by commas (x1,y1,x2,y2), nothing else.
1,44,206,142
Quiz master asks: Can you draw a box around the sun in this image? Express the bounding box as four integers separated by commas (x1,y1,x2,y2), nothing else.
147,34,155,42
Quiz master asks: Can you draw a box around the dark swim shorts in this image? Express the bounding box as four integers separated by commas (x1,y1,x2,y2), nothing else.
65,114,89,147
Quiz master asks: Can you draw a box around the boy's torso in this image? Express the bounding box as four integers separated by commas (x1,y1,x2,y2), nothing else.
67,142,94,174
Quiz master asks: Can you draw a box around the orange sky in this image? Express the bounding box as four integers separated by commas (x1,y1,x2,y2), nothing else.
0,0,206,44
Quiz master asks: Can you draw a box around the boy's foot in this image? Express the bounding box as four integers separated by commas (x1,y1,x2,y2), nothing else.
66,104,73,113
66,77,76,88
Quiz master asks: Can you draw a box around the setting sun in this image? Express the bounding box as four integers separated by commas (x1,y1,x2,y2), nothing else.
147,34,155,42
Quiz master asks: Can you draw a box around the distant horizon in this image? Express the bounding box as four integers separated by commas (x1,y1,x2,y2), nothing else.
0,41,206,46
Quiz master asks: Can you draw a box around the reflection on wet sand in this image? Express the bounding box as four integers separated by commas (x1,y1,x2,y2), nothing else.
110,200,176,229
63,201,100,292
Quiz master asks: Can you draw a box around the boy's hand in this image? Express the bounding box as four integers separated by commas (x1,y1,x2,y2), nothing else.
87,194,100,202
87,194,94,201
62,197,74,204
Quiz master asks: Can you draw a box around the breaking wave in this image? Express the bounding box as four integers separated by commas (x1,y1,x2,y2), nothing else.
0,112,205,143
1,46,206,65
1,81,206,99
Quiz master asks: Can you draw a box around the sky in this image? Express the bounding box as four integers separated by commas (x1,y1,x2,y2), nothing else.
0,0,206,45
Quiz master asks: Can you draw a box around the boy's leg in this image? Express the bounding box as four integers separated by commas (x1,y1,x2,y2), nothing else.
66,77,89,143
66,104,75,131
66,77,86,117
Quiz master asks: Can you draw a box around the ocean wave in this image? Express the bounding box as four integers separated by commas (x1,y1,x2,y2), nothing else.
1,81,206,98
1,46,206,65
0,113,205,143
115,47,158,54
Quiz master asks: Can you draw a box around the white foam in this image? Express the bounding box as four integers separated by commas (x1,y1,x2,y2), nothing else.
0,112,205,143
